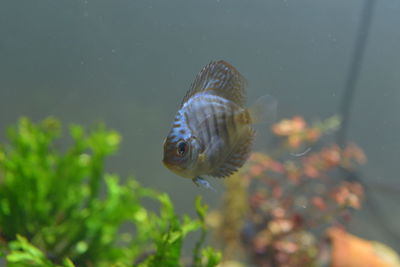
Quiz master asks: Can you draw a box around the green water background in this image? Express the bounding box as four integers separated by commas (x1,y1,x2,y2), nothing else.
0,0,399,251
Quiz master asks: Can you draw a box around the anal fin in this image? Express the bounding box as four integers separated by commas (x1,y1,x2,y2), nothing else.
210,127,255,178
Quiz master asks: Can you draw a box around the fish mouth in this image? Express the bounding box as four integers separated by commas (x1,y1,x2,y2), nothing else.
162,158,192,178
162,159,172,169
162,159,182,171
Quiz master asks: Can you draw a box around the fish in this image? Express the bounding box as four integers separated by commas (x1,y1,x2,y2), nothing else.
162,60,275,189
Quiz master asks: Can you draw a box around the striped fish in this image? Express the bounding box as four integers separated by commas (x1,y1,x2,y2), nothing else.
163,60,272,189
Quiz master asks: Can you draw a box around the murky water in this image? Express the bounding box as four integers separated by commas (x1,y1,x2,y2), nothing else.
1,0,399,250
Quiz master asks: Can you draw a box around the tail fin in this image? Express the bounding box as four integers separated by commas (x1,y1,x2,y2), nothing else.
248,94,278,124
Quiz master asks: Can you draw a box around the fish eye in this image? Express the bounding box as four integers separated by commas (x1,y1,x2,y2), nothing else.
177,141,188,156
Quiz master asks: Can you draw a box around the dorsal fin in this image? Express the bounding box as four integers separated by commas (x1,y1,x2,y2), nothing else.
181,60,246,107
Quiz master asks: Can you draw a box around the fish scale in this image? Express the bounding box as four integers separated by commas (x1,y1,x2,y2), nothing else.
185,94,236,145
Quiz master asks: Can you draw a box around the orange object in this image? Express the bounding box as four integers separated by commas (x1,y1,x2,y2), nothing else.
326,227,400,267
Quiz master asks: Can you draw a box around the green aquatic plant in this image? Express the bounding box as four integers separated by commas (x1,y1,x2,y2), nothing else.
0,117,220,267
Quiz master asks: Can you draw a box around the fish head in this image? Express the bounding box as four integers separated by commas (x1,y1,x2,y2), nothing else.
162,135,202,178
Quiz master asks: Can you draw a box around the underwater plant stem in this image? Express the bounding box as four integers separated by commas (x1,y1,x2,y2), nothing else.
337,0,376,147
192,224,207,267
87,155,104,206
56,233,83,261
133,249,156,265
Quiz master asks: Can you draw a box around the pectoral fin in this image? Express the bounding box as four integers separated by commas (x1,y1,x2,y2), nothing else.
248,94,278,124
192,176,216,192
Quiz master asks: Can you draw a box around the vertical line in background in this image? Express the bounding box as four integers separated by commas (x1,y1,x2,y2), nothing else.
337,0,376,147
337,0,400,248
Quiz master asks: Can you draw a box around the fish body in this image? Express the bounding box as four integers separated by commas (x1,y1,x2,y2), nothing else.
163,60,257,183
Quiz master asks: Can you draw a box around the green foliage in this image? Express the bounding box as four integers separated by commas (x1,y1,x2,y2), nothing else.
7,235,75,267
0,117,220,267
191,197,221,267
